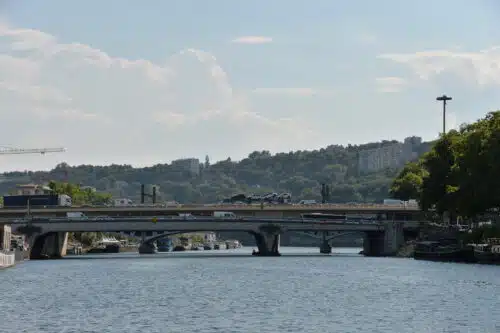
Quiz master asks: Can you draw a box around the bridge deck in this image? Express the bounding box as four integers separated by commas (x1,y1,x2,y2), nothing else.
11,221,384,233
10,217,420,234
0,204,420,214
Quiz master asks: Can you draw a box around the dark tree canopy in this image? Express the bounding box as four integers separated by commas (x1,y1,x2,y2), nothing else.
391,111,500,220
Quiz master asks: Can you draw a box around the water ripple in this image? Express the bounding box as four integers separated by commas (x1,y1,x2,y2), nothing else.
1,248,499,333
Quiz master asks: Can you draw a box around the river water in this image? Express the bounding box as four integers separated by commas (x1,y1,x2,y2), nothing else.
1,247,499,333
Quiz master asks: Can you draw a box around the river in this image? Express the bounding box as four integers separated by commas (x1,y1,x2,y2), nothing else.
1,247,499,333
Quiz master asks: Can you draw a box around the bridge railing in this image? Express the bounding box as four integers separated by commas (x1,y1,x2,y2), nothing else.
0,203,420,211
8,216,417,226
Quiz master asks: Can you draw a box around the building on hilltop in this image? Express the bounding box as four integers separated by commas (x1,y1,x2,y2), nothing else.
357,136,422,174
80,186,97,192
14,184,53,195
172,158,200,175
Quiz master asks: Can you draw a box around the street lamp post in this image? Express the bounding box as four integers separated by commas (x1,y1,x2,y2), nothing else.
436,95,452,135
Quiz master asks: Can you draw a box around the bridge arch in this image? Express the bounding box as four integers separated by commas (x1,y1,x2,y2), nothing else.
293,230,365,243
28,231,67,260
325,231,364,242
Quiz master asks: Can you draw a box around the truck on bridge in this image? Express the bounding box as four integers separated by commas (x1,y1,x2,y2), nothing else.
2,194,72,208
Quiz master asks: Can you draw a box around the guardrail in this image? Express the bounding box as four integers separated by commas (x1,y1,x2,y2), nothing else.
9,216,413,225
0,203,420,211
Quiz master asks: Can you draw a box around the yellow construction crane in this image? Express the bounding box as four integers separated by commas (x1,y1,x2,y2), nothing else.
0,147,66,155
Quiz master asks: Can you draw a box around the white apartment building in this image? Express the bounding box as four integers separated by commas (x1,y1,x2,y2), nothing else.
80,186,97,192
358,137,422,173
14,184,52,195
172,158,200,175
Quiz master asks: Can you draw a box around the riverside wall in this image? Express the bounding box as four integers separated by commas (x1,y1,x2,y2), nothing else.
0,251,15,269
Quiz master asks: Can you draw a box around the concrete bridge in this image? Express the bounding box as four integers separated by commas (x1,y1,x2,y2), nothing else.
10,216,420,259
0,204,422,220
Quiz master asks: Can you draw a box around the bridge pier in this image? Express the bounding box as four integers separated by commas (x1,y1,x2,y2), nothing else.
319,232,332,254
138,242,157,254
29,232,68,260
252,225,281,256
320,241,332,254
363,222,404,256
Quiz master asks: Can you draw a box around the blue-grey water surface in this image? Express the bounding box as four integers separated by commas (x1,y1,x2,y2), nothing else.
1,247,499,333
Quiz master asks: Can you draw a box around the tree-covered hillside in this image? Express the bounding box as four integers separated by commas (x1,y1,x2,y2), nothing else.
1,139,433,204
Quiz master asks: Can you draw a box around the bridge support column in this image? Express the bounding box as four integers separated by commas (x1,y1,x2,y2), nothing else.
253,225,281,256
363,222,404,256
29,232,68,260
363,232,384,256
320,232,331,254
320,241,332,254
382,221,405,255
138,241,157,254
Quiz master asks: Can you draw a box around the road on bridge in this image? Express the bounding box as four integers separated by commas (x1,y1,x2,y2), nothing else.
10,217,386,234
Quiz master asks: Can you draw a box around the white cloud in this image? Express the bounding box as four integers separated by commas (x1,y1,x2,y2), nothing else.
252,88,317,96
251,87,338,97
375,77,407,93
231,36,273,44
0,24,308,170
378,47,500,85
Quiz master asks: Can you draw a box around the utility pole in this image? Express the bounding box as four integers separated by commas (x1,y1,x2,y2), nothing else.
436,94,452,135
140,184,157,204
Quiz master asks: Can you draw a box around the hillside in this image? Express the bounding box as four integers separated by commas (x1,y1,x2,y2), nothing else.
0,138,434,204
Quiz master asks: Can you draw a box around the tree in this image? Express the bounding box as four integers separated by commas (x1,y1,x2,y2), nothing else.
390,162,426,201
0,137,434,204
395,111,500,225
48,181,112,205
419,132,460,219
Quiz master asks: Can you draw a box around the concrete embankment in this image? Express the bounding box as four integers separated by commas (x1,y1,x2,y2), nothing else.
0,251,15,269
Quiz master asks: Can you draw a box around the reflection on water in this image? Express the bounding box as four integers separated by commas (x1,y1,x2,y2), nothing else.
66,246,362,260
2,247,499,333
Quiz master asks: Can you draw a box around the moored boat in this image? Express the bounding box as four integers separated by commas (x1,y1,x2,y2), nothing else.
173,245,186,252
414,241,476,263
473,238,500,265
87,243,120,254
157,238,173,252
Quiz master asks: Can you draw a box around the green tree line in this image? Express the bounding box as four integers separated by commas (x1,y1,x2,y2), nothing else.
0,139,432,204
48,181,112,205
47,181,113,246
391,111,500,224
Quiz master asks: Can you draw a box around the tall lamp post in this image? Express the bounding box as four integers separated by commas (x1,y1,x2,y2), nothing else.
436,95,452,135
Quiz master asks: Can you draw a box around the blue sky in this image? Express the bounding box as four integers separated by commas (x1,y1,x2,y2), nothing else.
1,1,500,171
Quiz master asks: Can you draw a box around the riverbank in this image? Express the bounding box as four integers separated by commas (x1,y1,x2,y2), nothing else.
0,251,15,269
68,244,139,255
396,240,416,258
395,238,500,265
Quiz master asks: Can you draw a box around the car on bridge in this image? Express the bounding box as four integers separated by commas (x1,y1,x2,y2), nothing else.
92,216,114,221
